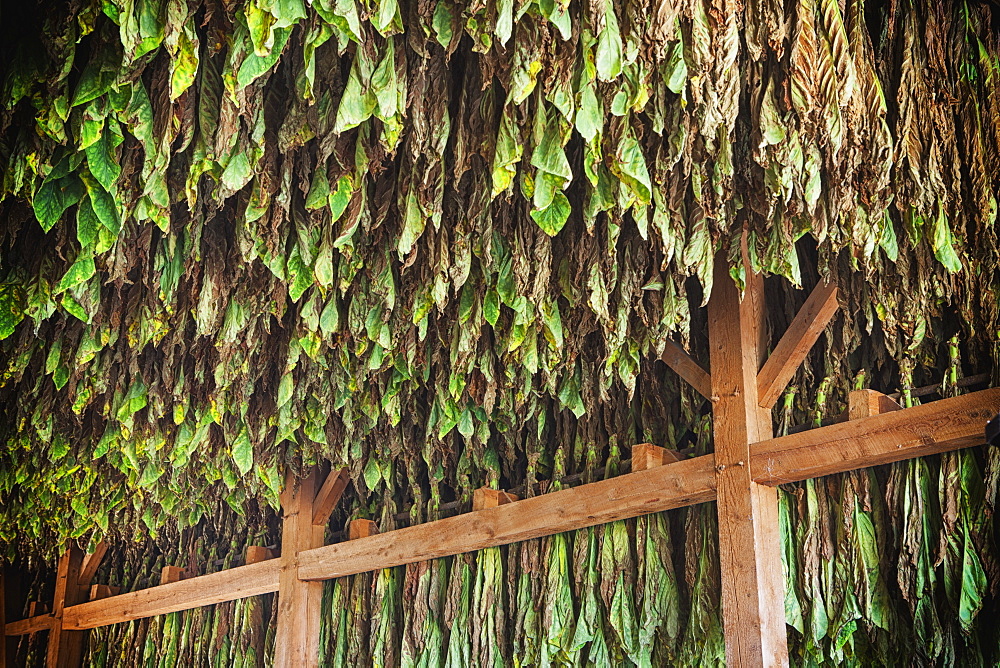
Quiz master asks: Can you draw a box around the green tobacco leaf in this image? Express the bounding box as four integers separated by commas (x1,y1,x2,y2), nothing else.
432,1,453,49
596,4,623,81
530,192,571,236
76,195,100,248
170,20,200,100
82,174,122,235
34,176,84,232
0,284,26,340
57,252,96,294
232,427,253,476
237,26,292,89
85,127,122,192
932,208,963,273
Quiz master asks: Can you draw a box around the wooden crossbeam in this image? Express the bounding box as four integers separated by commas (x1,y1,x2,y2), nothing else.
8,389,997,641
298,456,718,581
312,468,350,527
295,389,996,582
752,389,997,485
4,614,54,636
661,339,713,399
1,570,7,668
756,280,840,409
708,258,788,667
60,560,280,631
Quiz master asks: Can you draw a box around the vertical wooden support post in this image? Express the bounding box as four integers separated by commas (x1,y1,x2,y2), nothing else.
46,546,85,668
708,255,789,667
273,471,324,668
1,567,8,668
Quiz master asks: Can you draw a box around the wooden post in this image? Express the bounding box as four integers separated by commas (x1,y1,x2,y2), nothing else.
273,471,325,668
46,546,85,668
1,568,7,668
708,256,789,667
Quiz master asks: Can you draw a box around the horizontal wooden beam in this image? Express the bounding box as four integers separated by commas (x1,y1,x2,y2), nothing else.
661,339,712,399
752,389,1000,485
757,280,840,410
298,456,717,581
4,614,54,636
60,559,280,631
299,388,999,582
8,388,991,635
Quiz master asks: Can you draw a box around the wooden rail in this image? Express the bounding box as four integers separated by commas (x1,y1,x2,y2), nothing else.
7,387,997,637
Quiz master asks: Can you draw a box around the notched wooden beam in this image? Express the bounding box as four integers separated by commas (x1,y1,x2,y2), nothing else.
62,559,282,631
245,546,277,565
661,339,712,399
752,388,1000,485
312,468,350,527
757,280,840,410
347,519,378,541
88,585,119,601
472,487,519,511
848,389,901,420
160,566,189,585
4,614,54,636
631,443,682,471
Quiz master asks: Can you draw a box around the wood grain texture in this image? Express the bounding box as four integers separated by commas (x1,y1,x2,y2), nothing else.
87,585,118,601
848,389,901,420
631,443,681,471
708,257,789,668
752,388,1000,485
756,280,840,409
347,519,378,540
4,615,54,636
312,468,350,527
298,456,717,581
245,546,277,565
47,546,85,667
60,559,281,631
77,542,108,592
28,389,999,636
471,488,518,511
661,339,713,398
0,570,6,667
273,471,325,668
